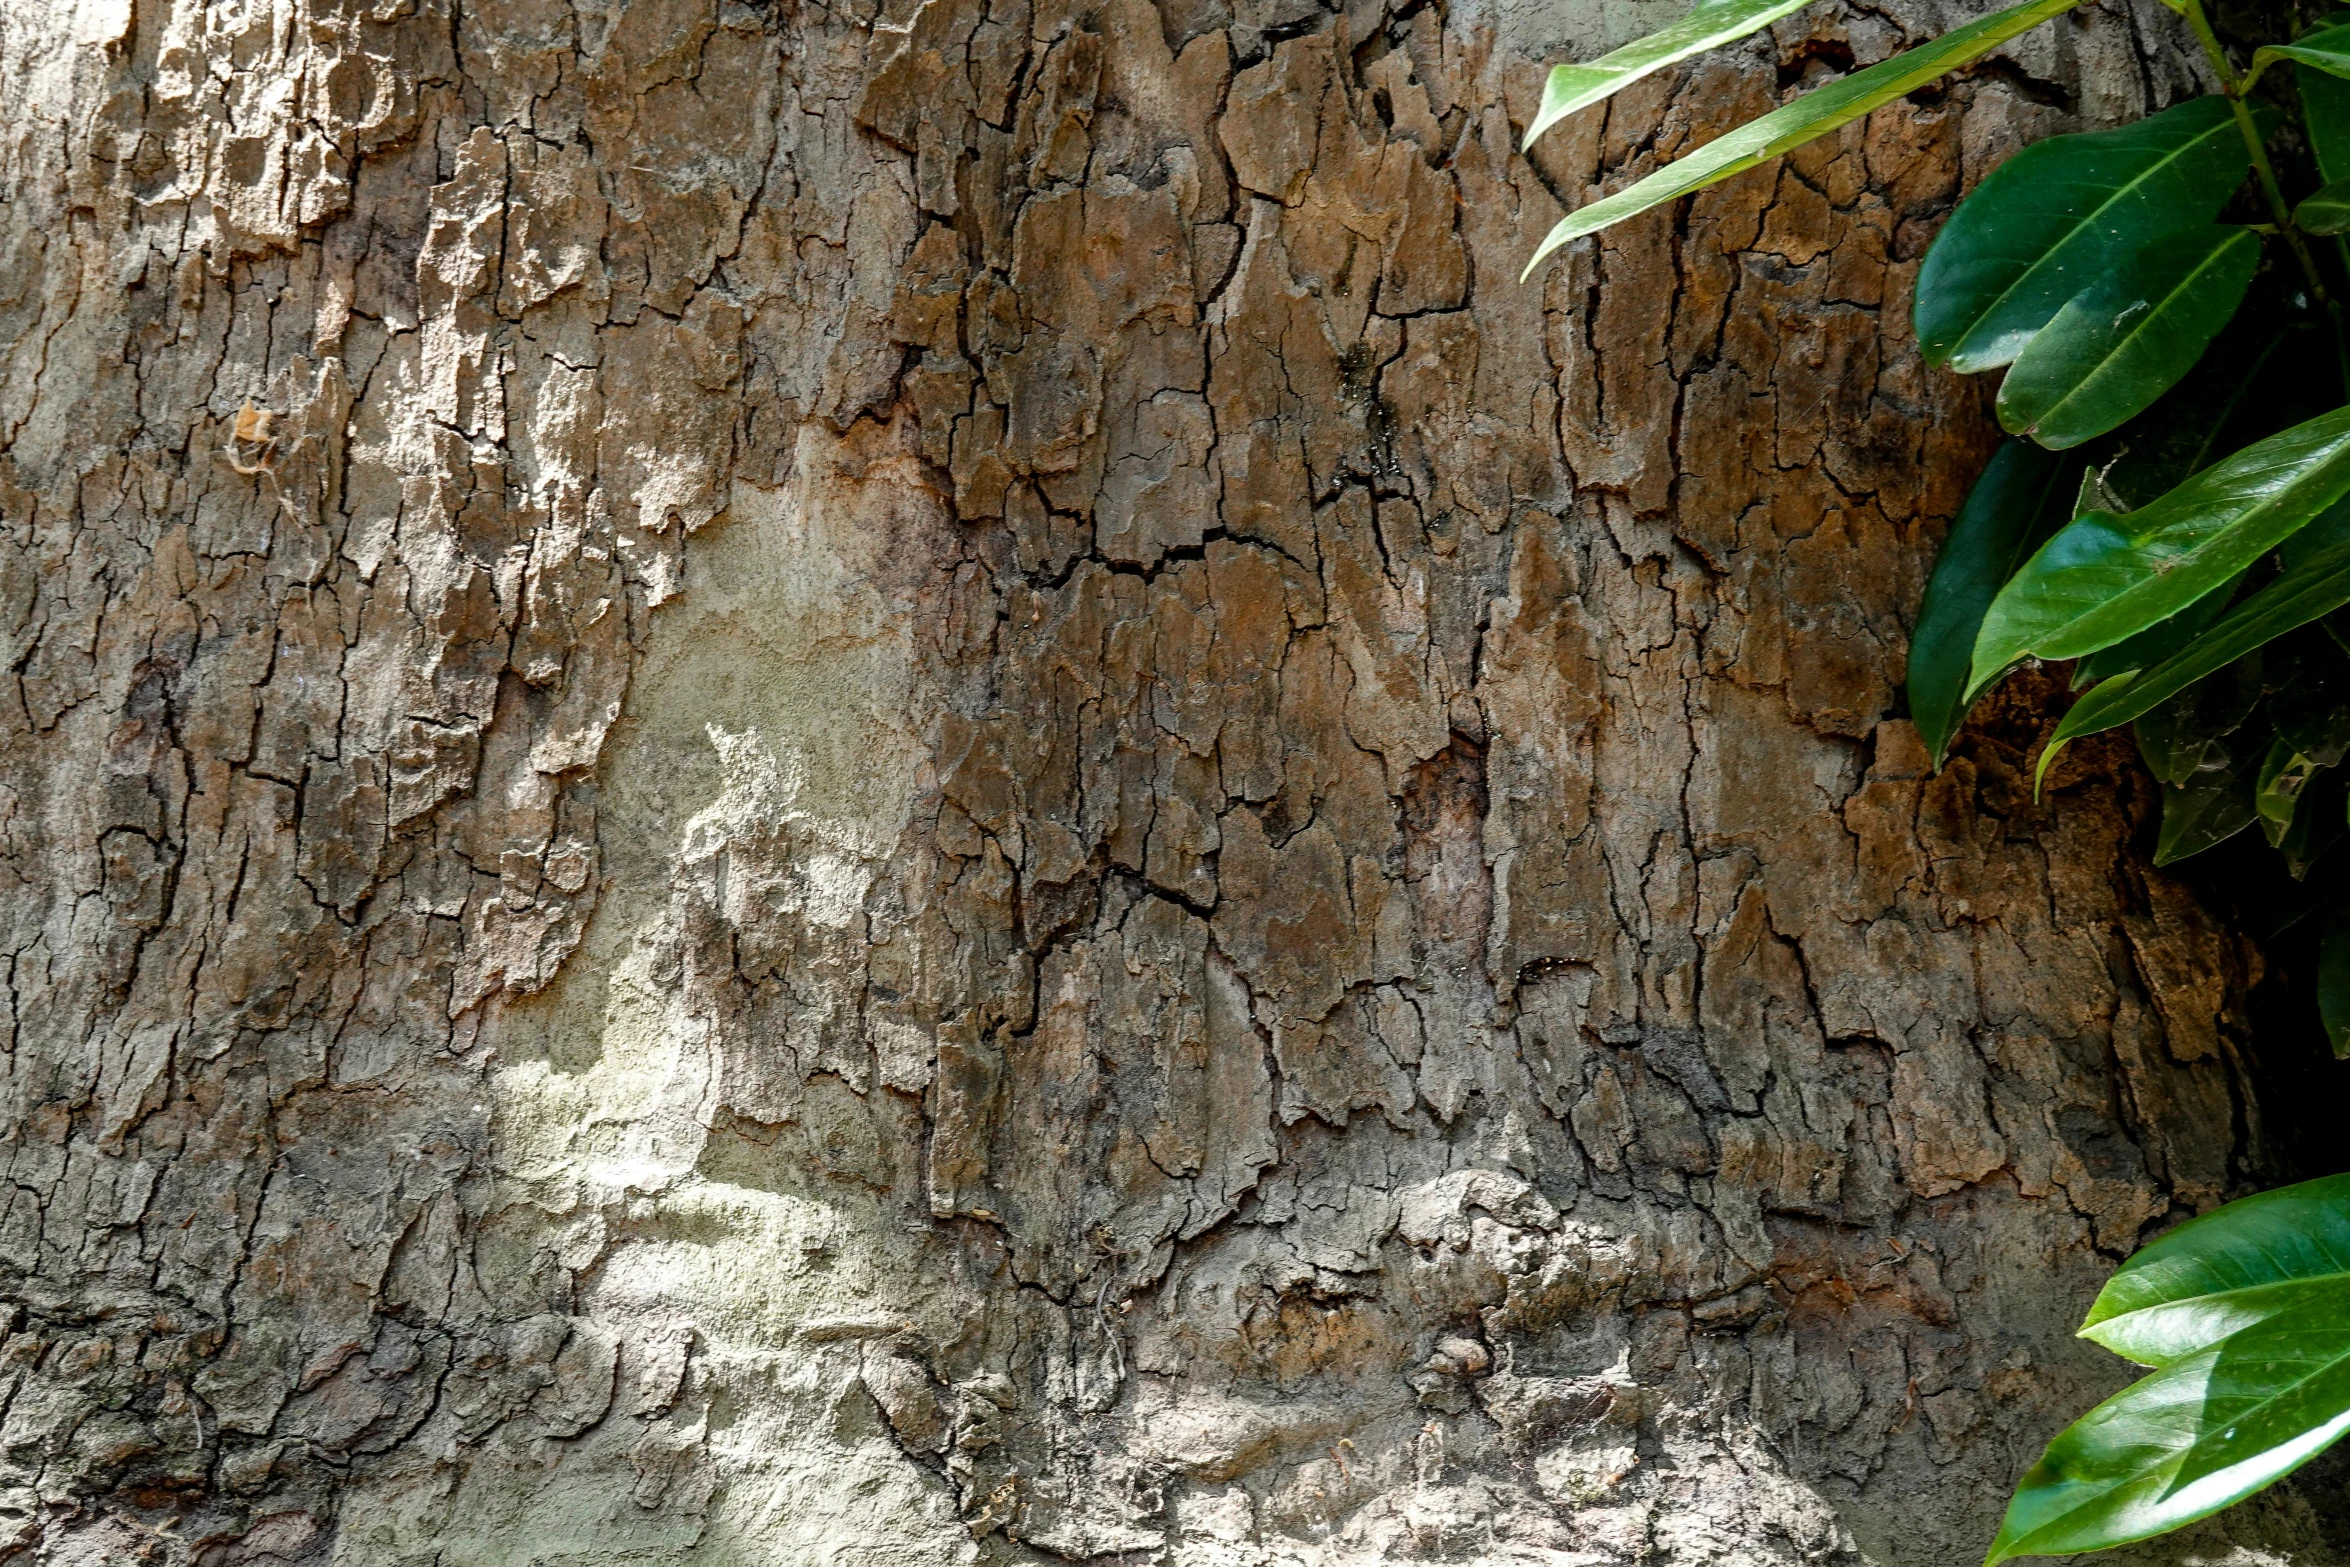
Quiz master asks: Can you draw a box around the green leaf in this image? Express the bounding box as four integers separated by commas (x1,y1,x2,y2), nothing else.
1524,0,2082,274
1916,96,2253,372
1995,227,2262,451
2250,20,2350,89
2308,68,2350,186
2136,652,2263,786
2080,1173,2350,1366
2297,176,2350,236
1523,0,1821,153
1971,407,2350,695
2258,738,2320,840
1908,441,2074,764
2274,644,2350,764
2071,574,2238,686
2035,533,2350,777
2155,751,2260,863
2323,906,2350,1056
2273,758,2345,877
2103,316,2341,512
1988,1294,2350,1564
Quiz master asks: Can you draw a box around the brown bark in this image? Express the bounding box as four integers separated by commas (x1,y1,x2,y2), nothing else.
0,0,2335,1560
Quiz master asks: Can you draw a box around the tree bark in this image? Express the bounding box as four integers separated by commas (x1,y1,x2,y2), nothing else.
0,0,2334,1560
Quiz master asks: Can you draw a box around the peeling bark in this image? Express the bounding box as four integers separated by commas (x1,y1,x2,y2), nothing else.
0,0,2339,1560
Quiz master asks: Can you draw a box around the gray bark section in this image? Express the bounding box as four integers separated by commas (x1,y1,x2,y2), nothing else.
0,0,2335,1561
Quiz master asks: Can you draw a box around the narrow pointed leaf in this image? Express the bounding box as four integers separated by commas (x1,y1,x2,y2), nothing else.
2297,175,2350,235
1987,1295,2350,1564
2078,1174,2350,1365
1996,227,2261,450
1970,407,2350,695
1524,0,1820,152
1525,0,2080,274
2071,574,2239,686
2250,20,2350,87
1915,96,2251,372
1909,441,2073,763
2036,534,2350,780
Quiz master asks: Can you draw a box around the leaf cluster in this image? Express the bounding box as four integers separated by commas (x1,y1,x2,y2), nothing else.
1523,0,2350,1556
1988,1175,2350,1562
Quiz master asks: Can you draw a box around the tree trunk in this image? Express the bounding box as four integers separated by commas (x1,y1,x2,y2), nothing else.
0,0,2334,1560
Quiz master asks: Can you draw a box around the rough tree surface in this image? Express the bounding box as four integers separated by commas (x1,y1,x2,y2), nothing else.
0,0,2338,1560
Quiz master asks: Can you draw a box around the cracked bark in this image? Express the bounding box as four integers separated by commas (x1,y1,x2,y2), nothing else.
1,0,2341,1560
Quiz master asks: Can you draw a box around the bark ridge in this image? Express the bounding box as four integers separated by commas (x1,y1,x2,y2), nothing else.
0,0,2325,1560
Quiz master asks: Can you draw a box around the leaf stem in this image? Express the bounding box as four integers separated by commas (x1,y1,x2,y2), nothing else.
2182,0,2330,300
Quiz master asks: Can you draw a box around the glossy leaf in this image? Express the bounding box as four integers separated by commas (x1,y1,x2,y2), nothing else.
1987,1294,2350,1563
2297,176,2350,235
1971,407,2350,697
2323,906,2350,1057
2081,1173,2350,1366
2249,20,2350,88
1995,227,2261,450
2284,492,2350,569
2071,575,2238,686
1916,96,2252,372
2035,534,2350,781
1525,0,2081,273
1524,0,1819,153
1909,441,2073,763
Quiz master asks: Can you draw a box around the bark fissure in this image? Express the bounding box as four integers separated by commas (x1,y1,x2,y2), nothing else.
0,0,2331,1560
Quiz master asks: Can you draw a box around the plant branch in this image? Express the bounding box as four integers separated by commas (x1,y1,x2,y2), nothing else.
2183,0,2331,300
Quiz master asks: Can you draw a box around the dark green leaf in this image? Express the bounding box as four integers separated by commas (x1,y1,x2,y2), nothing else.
2155,752,2260,863
2308,68,2350,186
2284,492,2350,569
2296,176,2350,235
1971,407,2350,694
1916,97,2252,372
1988,1293,2350,1563
2103,316,2341,511
2072,574,2239,686
2034,534,2350,778
2081,1173,2350,1365
1908,441,2073,764
2274,643,2350,764
2250,20,2350,87
2136,653,2263,786
1995,227,2262,450
2323,906,2350,1056
1524,0,1820,152
1525,0,2082,272
2274,756,2346,876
